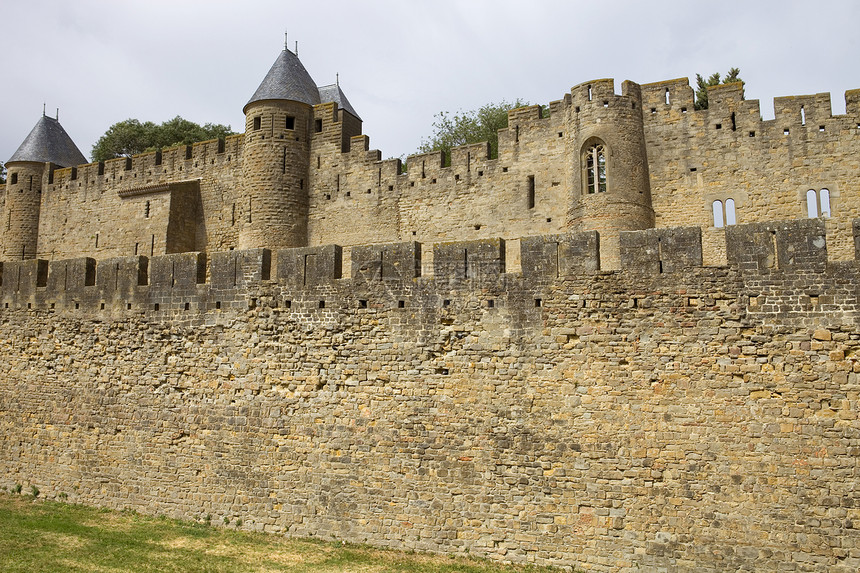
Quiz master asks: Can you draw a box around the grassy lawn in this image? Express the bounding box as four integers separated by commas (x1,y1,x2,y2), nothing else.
0,493,565,572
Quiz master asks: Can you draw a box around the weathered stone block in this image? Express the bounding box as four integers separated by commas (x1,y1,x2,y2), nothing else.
620,226,702,274
47,258,96,293
727,220,826,272
351,242,420,282
521,232,600,277
150,252,206,289
434,238,505,281
1,259,48,295
276,245,342,286
96,256,149,294
211,249,271,289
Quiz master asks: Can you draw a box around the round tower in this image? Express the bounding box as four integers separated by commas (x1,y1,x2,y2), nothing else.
239,48,320,250
567,79,653,269
2,114,87,259
3,161,45,260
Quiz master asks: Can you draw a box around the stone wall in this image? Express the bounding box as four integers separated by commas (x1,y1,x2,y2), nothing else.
641,81,860,264
7,78,860,274
0,219,858,572
36,135,244,259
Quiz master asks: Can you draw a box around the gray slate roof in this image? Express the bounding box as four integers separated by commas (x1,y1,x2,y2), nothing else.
8,115,87,167
318,84,361,120
245,49,321,111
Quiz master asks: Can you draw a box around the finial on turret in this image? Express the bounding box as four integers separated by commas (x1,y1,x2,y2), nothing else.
43,103,46,117
295,41,298,56
56,108,59,120
336,73,339,87
284,30,288,51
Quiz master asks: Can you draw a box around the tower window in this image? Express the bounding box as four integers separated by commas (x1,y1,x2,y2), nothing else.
315,119,323,133
10,173,17,185
253,116,261,130
806,188,831,218
712,198,737,228
144,201,151,218
285,116,295,130
583,142,607,194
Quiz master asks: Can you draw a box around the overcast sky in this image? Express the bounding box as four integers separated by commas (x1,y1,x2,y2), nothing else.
4,0,860,164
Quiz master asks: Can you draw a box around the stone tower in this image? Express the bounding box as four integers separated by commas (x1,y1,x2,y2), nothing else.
239,48,320,250
2,114,86,259
567,79,653,269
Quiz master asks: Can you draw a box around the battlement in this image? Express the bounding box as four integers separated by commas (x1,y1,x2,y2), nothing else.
640,76,860,135
27,77,860,201
0,218,847,318
48,134,244,191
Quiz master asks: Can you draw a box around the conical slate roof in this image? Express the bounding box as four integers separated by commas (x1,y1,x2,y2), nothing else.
245,49,321,112
318,84,361,120
8,115,87,167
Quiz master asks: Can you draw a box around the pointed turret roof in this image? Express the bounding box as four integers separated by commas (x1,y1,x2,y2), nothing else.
245,49,321,112
318,84,361,120
8,115,87,167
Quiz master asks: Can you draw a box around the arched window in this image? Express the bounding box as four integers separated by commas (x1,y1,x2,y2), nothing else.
712,200,724,228
807,188,832,218
725,198,736,225
820,188,831,217
806,189,818,217
712,199,737,228
583,142,607,194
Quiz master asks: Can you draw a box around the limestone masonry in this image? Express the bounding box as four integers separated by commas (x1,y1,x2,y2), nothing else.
1,47,860,572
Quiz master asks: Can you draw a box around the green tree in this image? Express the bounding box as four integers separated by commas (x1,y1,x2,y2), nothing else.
694,67,742,110
418,99,529,161
91,117,234,162
91,119,157,161
0,161,5,184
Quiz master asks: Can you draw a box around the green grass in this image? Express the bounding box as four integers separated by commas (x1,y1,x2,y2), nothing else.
0,493,566,572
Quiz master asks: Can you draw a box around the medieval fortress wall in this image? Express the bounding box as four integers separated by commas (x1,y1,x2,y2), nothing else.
2,48,860,571
0,221,859,572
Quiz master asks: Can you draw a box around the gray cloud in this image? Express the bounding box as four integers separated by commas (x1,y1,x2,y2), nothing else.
4,0,859,164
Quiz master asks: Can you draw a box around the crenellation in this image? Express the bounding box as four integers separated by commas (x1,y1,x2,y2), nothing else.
520,231,600,278
619,226,703,274
150,252,206,289
211,248,271,289
773,92,834,129
640,77,695,109
0,222,852,316
706,81,745,110
46,257,95,293
433,238,505,281
351,241,421,282
1,258,48,296
95,255,148,296
276,244,342,286
726,219,827,273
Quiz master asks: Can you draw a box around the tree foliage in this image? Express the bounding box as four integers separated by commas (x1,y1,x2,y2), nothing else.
0,161,5,184
91,116,234,162
418,99,529,161
694,68,742,110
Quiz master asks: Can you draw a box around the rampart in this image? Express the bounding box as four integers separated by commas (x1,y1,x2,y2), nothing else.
11,75,860,274
1,218,858,572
